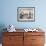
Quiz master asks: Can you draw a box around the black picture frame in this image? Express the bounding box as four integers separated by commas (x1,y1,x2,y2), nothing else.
17,7,35,22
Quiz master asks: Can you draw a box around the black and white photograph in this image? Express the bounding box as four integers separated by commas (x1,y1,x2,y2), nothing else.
17,7,35,22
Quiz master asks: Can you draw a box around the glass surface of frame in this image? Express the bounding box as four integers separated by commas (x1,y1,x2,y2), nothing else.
17,7,35,22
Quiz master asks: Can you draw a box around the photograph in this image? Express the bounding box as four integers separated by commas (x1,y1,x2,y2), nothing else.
17,7,35,22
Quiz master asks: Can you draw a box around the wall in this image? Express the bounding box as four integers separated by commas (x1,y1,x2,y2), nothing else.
0,0,46,29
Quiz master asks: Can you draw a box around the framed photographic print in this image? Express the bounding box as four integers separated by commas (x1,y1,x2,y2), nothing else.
17,7,35,22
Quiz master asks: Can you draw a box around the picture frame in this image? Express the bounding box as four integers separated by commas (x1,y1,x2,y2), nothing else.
17,7,35,22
